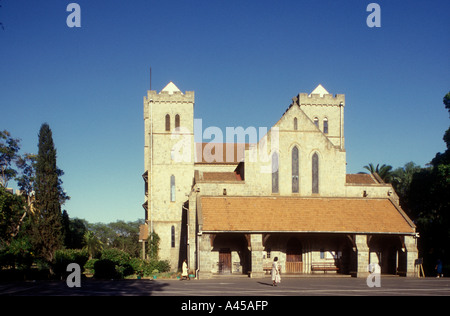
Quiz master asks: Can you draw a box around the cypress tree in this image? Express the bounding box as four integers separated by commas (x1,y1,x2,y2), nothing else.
31,123,68,263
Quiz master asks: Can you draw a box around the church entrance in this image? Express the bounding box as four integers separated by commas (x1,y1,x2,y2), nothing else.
219,249,231,274
212,234,250,275
286,238,303,273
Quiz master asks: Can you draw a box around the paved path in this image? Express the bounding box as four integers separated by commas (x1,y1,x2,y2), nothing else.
1,276,449,296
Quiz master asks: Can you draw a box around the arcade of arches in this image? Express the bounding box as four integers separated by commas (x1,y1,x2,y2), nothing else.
198,232,414,278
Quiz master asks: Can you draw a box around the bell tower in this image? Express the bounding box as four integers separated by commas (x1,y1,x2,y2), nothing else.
297,84,345,150
143,82,195,270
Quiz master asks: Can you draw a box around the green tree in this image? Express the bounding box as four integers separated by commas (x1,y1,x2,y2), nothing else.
0,130,30,242
0,186,26,246
363,163,393,182
29,123,68,263
147,232,160,261
15,153,37,197
391,162,422,202
109,220,141,257
88,220,143,257
0,130,21,188
83,231,103,259
407,91,450,275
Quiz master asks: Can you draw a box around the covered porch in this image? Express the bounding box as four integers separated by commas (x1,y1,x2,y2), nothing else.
196,231,417,278
195,196,418,278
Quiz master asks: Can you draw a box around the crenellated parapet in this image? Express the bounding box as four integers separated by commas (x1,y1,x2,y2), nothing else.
298,92,345,107
144,89,195,104
144,82,194,119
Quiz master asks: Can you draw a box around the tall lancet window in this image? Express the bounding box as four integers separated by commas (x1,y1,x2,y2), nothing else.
294,117,298,130
323,118,328,134
165,114,171,131
312,152,319,194
170,175,176,202
175,114,180,129
171,225,175,248
272,152,279,193
292,146,299,193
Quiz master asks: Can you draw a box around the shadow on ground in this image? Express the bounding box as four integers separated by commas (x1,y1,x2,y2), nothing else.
0,279,169,296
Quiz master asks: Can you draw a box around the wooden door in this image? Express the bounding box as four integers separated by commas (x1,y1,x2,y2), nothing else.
219,249,231,274
286,238,303,273
286,251,303,273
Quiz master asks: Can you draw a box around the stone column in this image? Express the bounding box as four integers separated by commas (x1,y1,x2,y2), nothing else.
187,196,197,273
355,234,369,278
404,235,418,278
198,234,212,279
250,234,265,278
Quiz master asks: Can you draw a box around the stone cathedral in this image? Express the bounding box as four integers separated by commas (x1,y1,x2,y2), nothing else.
142,82,418,278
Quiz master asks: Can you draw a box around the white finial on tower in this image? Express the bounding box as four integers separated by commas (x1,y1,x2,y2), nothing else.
309,84,330,97
161,81,183,94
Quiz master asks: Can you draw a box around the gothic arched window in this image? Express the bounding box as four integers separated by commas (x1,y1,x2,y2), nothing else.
165,114,170,131
323,118,328,134
314,117,319,128
312,152,319,194
292,146,299,193
171,225,175,248
294,117,298,130
170,175,176,202
272,152,279,193
175,114,180,129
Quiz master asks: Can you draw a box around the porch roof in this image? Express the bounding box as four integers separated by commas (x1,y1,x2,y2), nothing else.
198,196,416,235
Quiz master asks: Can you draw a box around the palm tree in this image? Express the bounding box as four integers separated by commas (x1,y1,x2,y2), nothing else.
363,163,393,183
83,231,103,259
390,162,422,198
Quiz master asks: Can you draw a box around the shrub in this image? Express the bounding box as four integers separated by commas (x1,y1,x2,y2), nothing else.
94,248,134,279
93,259,117,279
53,249,89,279
154,260,170,273
84,258,98,275
87,248,171,279
100,248,130,266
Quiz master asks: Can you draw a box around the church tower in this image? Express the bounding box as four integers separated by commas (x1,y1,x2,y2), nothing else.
297,84,345,150
143,82,195,270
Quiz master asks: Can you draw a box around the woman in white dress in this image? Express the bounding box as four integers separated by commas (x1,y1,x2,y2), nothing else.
272,257,280,286
181,259,190,280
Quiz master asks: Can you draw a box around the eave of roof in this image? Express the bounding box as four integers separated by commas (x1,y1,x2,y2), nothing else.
199,196,416,235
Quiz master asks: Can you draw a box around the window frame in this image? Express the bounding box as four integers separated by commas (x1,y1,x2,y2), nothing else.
292,146,299,193
312,152,319,194
271,152,279,194
165,114,171,132
170,175,176,202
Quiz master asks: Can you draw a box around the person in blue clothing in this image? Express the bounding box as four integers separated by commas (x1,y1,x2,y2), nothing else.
435,259,443,278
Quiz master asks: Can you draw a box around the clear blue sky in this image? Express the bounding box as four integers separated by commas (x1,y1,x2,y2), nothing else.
1,0,449,223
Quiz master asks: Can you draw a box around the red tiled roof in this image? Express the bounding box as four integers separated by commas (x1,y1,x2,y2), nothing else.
346,174,378,184
201,172,241,181
199,196,415,234
195,143,249,164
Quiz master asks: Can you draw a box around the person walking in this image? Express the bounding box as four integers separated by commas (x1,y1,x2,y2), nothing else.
272,257,281,286
181,259,190,280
